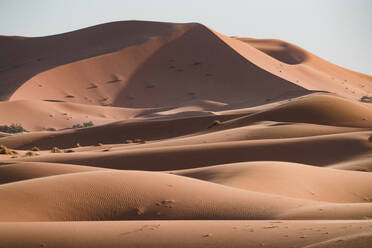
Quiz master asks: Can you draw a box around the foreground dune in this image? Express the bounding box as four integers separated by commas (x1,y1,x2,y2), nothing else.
2,170,372,222
0,170,312,221
1,20,372,247
1,220,372,248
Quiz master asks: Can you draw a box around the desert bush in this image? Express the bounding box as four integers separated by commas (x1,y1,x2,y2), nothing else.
72,123,83,129
25,151,37,156
83,121,94,127
361,96,372,103
0,144,17,155
72,121,94,129
0,124,27,133
31,146,40,151
51,147,62,153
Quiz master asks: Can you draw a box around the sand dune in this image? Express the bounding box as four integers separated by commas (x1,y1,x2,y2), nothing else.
0,21,182,100
221,94,372,128
2,170,372,222
9,22,310,108
232,37,372,101
172,161,372,203
0,161,104,184
0,170,314,221
7,131,370,171
1,220,371,248
1,20,372,247
0,99,144,131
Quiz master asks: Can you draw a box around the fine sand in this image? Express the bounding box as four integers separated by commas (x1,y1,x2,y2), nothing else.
1,21,372,247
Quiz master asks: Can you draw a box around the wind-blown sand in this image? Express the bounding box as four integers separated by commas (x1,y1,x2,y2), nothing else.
1,21,372,247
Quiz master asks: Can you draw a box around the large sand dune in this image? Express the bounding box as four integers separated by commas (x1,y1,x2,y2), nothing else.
1,21,372,247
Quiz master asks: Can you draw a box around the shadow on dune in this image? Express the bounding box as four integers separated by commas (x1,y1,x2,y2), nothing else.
112,24,309,108
0,21,174,100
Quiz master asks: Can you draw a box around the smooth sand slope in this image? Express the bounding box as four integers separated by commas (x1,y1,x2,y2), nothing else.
232,37,372,101
1,220,372,248
172,161,372,203
2,170,372,222
1,21,372,247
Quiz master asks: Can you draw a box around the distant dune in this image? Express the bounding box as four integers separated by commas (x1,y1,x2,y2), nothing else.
1,21,372,247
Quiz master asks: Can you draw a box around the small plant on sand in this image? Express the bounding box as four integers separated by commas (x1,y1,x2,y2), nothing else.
51,147,62,153
0,124,27,134
64,149,75,153
360,96,372,103
65,95,75,98
0,144,17,155
31,146,40,151
207,120,222,129
72,121,94,129
72,123,83,129
25,151,37,157
192,61,201,66
83,121,94,127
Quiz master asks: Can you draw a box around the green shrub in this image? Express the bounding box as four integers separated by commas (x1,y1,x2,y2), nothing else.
72,121,94,129
83,121,94,127
361,96,372,103
0,124,27,133
72,123,83,129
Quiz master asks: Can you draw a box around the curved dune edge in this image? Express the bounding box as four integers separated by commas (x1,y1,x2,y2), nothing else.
1,220,372,248
1,170,372,221
10,22,308,109
0,170,313,221
1,93,372,150
171,161,372,203
5,130,371,170
1,161,372,204
0,161,105,184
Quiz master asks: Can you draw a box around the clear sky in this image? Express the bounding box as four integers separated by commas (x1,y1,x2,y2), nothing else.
1,0,371,75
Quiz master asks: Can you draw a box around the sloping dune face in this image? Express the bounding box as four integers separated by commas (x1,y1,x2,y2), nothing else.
233,37,372,101
1,21,372,247
10,22,307,108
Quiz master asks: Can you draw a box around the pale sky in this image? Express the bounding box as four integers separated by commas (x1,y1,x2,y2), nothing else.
0,0,371,75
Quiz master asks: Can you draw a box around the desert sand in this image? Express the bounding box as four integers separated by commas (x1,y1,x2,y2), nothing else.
1,21,372,247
